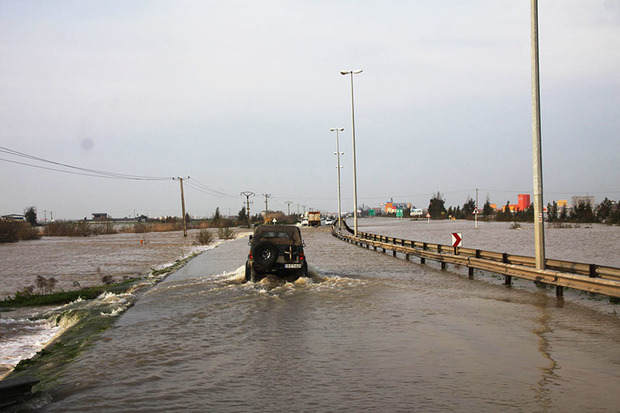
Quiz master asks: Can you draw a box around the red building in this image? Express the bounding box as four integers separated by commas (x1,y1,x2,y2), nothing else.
518,194,531,212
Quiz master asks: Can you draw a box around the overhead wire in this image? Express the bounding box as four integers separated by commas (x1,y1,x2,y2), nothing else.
0,145,173,181
188,178,236,197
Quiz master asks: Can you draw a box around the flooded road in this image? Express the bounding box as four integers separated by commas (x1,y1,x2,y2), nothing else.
33,219,619,412
0,229,218,299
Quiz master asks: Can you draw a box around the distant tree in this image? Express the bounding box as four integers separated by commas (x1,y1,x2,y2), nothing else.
238,206,248,227
428,192,447,219
24,206,37,226
596,198,613,223
462,197,476,218
609,200,620,224
496,201,513,222
35,275,47,294
524,203,534,222
47,277,57,293
559,206,568,221
213,207,221,221
482,197,494,218
571,200,594,223
547,201,558,222
454,206,463,219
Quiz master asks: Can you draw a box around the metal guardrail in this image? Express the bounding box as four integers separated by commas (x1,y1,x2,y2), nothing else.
331,221,620,299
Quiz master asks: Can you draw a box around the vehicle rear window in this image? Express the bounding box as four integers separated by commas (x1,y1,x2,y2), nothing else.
261,231,292,240
254,226,302,244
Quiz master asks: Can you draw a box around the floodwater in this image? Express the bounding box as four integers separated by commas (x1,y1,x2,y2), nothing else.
2,219,620,411
0,229,218,299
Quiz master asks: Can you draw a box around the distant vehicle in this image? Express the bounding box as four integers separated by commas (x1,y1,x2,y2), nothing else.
306,211,321,227
301,218,309,227
245,225,309,283
324,217,335,225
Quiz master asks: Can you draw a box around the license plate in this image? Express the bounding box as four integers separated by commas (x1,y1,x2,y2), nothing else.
284,264,302,269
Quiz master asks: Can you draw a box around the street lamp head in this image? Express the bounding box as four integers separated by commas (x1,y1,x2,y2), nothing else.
330,128,344,132
340,70,363,75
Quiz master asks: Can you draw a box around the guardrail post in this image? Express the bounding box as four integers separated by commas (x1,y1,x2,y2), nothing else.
421,243,427,264
468,267,474,279
502,253,508,263
556,285,564,297
505,275,512,286
406,254,410,261
589,264,597,278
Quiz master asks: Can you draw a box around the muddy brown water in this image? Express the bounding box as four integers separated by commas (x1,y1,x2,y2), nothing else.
3,219,620,411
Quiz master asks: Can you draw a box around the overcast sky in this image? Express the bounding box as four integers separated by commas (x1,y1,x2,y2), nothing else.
1,0,619,220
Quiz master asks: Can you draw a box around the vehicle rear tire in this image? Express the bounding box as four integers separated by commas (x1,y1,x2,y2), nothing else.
244,262,251,283
252,241,278,271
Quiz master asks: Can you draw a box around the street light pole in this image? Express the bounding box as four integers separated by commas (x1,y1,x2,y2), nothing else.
330,127,344,230
341,69,362,236
531,0,546,270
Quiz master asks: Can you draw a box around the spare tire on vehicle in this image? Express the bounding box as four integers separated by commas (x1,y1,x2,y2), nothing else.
252,241,278,271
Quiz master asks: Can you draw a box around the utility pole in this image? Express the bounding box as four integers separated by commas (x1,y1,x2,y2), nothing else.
531,0,546,270
285,201,293,216
240,191,254,228
174,177,190,237
262,193,271,215
475,188,479,229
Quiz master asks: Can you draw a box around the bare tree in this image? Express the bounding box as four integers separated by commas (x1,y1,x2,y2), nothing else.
35,275,48,294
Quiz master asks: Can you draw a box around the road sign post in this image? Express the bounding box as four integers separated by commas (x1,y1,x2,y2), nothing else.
473,207,479,229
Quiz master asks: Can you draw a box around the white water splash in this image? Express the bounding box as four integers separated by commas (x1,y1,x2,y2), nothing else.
0,317,62,374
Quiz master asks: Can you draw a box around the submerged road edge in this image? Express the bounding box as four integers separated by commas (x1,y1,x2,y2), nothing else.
0,247,212,410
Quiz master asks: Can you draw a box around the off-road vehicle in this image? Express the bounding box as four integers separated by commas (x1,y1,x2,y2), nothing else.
245,225,308,283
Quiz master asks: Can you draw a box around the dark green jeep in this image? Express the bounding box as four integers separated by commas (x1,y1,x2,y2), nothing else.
245,225,309,283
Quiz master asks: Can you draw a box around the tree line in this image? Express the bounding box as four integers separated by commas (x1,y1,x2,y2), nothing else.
426,192,620,224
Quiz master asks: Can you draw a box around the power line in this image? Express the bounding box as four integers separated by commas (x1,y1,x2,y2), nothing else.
188,178,236,197
0,145,172,181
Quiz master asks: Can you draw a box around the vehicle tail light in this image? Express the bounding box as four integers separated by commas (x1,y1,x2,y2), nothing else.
299,252,304,261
